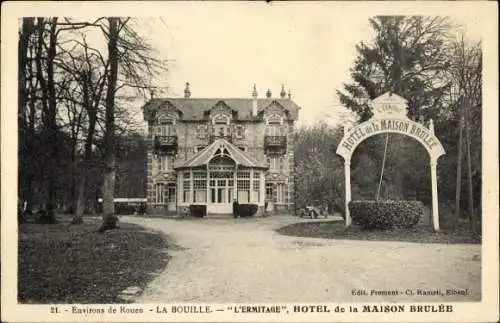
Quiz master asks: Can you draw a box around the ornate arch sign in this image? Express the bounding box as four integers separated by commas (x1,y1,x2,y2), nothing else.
336,92,445,231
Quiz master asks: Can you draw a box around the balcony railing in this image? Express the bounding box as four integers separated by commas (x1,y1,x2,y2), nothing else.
265,136,287,148
154,135,178,154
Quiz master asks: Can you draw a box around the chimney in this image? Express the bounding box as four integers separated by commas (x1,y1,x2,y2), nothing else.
280,84,286,98
266,88,272,98
184,82,191,98
252,84,258,117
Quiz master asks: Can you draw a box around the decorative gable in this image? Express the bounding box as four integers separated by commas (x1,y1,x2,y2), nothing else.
208,101,234,121
156,110,178,123
261,101,289,120
156,101,182,120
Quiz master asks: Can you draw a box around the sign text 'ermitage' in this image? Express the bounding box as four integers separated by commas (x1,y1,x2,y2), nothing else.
340,119,438,152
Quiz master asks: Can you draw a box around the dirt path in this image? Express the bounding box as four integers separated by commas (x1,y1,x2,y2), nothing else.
123,215,481,303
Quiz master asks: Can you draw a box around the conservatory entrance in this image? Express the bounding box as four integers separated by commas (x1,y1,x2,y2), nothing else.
175,139,268,215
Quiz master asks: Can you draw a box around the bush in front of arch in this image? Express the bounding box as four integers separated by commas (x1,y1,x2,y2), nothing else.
349,200,423,230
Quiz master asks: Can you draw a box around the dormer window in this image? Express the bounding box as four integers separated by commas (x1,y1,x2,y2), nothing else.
212,113,231,138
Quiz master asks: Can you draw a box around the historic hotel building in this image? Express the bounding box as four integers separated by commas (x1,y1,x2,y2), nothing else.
142,83,300,215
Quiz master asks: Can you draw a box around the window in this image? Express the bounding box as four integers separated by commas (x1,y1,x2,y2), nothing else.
237,171,250,178
267,156,279,171
265,114,285,137
193,180,207,202
154,183,165,204
237,179,250,203
183,172,191,203
265,183,274,202
193,171,207,179
235,125,245,139
166,183,176,203
157,117,176,136
276,184,286,203
252,180,260,203
266,125,286,136
212,114,231,138
159,155,171,171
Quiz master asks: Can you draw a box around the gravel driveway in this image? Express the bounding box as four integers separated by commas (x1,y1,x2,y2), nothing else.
122,215,481,303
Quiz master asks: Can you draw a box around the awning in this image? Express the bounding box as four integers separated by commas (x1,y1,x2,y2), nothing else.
175,138,268,170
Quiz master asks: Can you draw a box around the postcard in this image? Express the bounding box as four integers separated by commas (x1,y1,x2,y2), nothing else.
1,1,498,322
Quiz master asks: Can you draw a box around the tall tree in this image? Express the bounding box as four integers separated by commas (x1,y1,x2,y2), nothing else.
336,16,453,205
18,18,35,215
100,17,120,229
447,37,482,229
338,16,453,122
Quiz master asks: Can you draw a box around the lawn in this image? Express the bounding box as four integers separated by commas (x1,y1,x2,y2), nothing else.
276,220,482,244
18,216,170,304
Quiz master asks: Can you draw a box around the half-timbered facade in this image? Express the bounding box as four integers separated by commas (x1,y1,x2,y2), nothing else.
142,83,300,215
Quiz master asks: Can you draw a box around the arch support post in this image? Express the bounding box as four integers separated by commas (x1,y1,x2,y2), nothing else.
430,161,440,231
344,160,351,226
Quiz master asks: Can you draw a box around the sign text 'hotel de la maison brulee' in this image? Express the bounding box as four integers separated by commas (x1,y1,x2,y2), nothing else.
336,92,445,231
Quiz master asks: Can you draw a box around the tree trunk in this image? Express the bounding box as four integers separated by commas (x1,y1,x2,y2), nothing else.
453,99,464,230
99,17,120,232
18,18,34,214
72,69,97,224
45,18,58,220
464,99,475,232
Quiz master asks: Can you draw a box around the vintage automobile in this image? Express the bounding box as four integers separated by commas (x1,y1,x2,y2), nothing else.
296,204,328,219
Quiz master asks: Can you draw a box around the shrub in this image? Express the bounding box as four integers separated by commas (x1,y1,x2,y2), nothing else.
237,204,258,217
115,203,137,215
97,213,119,233
35,209,58,224
349,200,423,230
189,204,207,218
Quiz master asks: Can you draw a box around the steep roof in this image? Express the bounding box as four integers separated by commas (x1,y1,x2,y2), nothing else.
142,98,300,121
175,138,268,169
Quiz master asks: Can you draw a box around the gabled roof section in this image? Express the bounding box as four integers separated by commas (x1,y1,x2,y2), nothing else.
142,98,185,121
175,139,268,169
142,98,300,121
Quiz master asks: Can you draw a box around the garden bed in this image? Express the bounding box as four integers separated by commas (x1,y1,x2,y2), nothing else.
18,216,170,303
276,221,481,244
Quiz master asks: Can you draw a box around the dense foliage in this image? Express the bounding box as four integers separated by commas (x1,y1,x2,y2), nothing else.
294,124,345,213
349,200,423,230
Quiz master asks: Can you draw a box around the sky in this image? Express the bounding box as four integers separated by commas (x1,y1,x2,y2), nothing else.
122,2,484,127
133,5,373,127
4,2,488,129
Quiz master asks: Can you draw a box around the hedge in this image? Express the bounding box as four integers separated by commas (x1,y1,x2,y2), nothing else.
237,204,258,217
189,204,207,217
115,203,137,215
349,200,423,230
